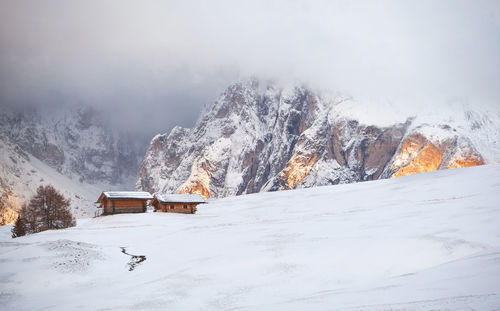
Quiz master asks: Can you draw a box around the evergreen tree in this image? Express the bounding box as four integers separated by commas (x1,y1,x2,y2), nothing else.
11,214,26,238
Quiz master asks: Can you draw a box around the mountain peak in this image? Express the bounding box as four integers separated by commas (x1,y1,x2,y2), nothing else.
137,80,497,199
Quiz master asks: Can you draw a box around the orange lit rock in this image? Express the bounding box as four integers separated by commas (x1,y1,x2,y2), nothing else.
390,133,485,178
178,183,211,199
176,159,214,199
392,134,444,178
280,153,319,189
447,157,485,169
0,191,22,225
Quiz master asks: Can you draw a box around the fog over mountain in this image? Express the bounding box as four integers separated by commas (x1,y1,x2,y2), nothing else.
1,0,500,138
2,2,500,308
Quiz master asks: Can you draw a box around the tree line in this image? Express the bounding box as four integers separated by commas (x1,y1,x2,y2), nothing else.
12,185,76,238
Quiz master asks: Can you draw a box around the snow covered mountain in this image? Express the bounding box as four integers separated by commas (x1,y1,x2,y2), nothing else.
0,105,147,222
2,164,500,309
137,80,500,198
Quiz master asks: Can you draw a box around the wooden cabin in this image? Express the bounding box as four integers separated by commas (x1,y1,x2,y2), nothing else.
96,191,153,215
151,194,206,214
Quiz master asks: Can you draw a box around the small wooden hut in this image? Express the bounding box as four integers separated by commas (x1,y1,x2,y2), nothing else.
96,191,153,215
151,194,206,214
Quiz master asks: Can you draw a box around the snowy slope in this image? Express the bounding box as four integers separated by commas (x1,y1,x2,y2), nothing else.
0,137,106,218
1,164,499,310
0,105,147,221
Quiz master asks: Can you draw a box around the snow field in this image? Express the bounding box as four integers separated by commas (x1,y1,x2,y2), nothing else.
0,164,499,310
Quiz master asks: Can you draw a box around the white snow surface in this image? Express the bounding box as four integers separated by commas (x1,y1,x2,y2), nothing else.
1,164,500,310
155,193,206,203
102,191,153,200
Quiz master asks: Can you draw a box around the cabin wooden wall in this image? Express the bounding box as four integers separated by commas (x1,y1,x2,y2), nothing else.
154,202,198,214
102,199,147,214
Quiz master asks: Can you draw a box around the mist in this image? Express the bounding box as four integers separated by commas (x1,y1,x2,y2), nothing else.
1,0,499,137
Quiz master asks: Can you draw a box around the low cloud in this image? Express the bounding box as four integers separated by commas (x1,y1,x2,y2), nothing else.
1,0,499,136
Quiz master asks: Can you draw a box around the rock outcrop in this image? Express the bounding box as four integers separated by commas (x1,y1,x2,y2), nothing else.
0,190,22,225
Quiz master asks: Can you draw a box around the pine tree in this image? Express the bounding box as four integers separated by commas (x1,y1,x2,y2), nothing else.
11,214,26,238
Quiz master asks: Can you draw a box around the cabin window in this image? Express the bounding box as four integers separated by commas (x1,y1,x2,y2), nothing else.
170,205,174,209
183,205,187,209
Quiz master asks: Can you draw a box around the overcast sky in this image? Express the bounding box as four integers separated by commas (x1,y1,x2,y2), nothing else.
0,0,499,137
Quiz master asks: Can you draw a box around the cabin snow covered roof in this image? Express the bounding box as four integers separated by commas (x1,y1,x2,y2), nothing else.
97,191,153,202
154,194,206,204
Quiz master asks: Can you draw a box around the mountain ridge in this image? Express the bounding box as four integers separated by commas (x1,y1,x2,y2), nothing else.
137,80,498,198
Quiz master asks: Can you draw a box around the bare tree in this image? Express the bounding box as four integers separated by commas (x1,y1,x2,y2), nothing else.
12,185,76,237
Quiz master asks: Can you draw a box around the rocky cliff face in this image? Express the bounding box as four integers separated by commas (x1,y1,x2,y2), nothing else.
0,106,145,185
137,80,497,199
383,131,485,178
0,105,148,222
